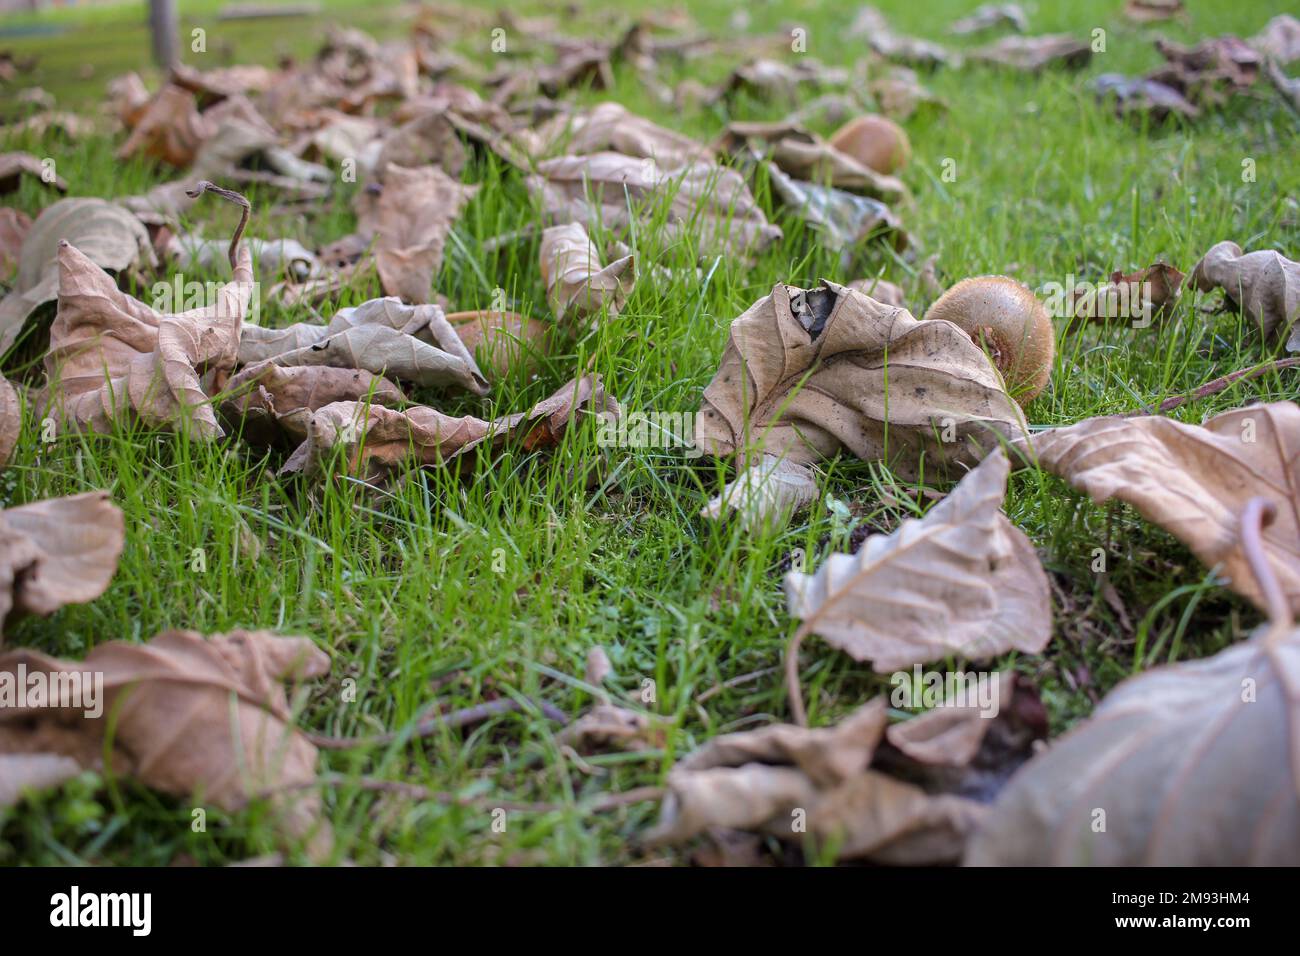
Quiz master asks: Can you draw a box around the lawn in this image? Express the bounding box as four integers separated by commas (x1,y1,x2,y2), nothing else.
1,0,1297,865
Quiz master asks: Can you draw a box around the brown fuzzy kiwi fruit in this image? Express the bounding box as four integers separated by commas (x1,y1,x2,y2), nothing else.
828,115,911,175
923,276,1054,404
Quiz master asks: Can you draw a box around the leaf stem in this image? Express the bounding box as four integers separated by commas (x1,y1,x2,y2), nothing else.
1240,497,1291,631
184,179,251,270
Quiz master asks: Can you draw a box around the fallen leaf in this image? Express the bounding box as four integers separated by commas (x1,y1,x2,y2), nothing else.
966,619,1300,864
1249,14,1300,64
0,628,332,856
362,164,478,303
115,84,211,167
0,197,155,355
885,672,1016,765
1150,36,1261,105
846,276,906,308
0,152,67,194
949,4,1028,36
0,371,17,464
446,309,550,379
1033,402,1300,617
0,207,32,282
968,35,1092,72
700,455,819,529
584,646,613,686
784,449,1051,673
1123,0,1184,23
1091,73,1200,121
282,374,618,482
539,222,635,327
1189,241,1299,349
42,236,252,438
557,703,664,753
1067,262,1185,323
767,165,907,254
532,101,712,169
852,7,960,68
695,280,1026,478
0,491,124,635
867,67,947,120
527,152,782,258
716,120,907,201
648,699,986,863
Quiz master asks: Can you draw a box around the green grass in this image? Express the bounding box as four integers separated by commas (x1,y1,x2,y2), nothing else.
1,0,1298,865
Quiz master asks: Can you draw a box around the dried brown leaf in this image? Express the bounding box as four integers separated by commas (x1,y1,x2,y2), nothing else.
446,309,550,380
0,152,67,194
1189,241,1299,349
1033,402,1300,616
0,371,18,465
700,455,819,529
785,449,1051,672
539,222,635,326
968,35,1092,72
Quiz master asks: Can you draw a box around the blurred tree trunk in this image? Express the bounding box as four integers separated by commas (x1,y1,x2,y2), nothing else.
149,0,179,71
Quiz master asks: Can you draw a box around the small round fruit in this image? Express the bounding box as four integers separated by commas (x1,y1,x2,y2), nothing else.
923,276,1054,404
828,115,911,175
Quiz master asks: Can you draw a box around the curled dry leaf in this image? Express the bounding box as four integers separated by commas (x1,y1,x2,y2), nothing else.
0,371,18,465
967,615,1299,863
784,449,1051,675
1091,73,1200,121
0,197,155,355
526,152,782,259
1150,36,1261,104
0,207,33,282
0,152,68,194
1067,262,1185,324
282,374,619,482
167,234,319,282
949,3,1028,36
363,164,478,304
446,309,550,380
846,276,906,308
239,297,488,395
767,165,907,254
539,222,635,326
556,704,665,754
696,280,1026,479
885,671,1017,766
1123,0,1184,23
968,34,1092,72
868,67,947,121
0,491,125,635
221,361,406,447
43,237,252,438
1250,14,1300,64
648,698,986,864
532,101,712,170
851,7,959,69
1033,402,1300,617
0,628,332,856
700,455,818,530
1189,241,1299,350
116,85,210,167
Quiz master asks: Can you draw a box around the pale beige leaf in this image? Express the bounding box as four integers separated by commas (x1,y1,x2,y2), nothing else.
556,704,665,753
446,309,550,379
0,206,32,281
539,222,635,326
785,449,1051,671
885,671,1015,765
0,491,124,634
1250,14,1300,63
0,371,18,466
696,280,1027,479
0,197,155,354
700,455,818,530
43,239,253,438
1189,241,1300,349
0,151,68,194
966,624,1300,864
968,35,1092,72
0,754,83,808
715,121,907,201
0,628,332,855
1033,402,1300,616
532,101,712,170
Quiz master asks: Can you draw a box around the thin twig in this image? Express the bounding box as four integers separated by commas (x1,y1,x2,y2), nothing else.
1120,357,1300,418
785,624,810,727
185,179,251,269
1240,497,1292,631
306,697,567,751
695,666,779,704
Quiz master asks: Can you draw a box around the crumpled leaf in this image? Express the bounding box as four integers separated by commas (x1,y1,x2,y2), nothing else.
851,7,959,68
0,371,18,465
532,101,712,169
1033,402,1300,617
868,67,947,121
785,449,1051,672
767,165,907,255
0,491,125,635
527,152,782,258
1123,0,1184,23
1091,73,1200,121
1150,35,1262,104
447,309,550,379
0,628,332,856
966,620,1300,864
968,35,1092,72
710,58,850,105
696,280,1026,479
700,455,818,530
239,296,488,394
282,374,619,482
167,234,319,282
362,164,478,304
115,84,211,167
0,197,155,355
949,4,1027,36
556,704,665,753
539,222,635,326
846,276,906,308
1189,241,1299,350
885,672,1016,766
0,152,67,194
0,207,32,282
648,698,986,864
221,361,406,447
1249,14,1300,64
715,120,906,201
1067,261,1185,323
42,238,252,438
